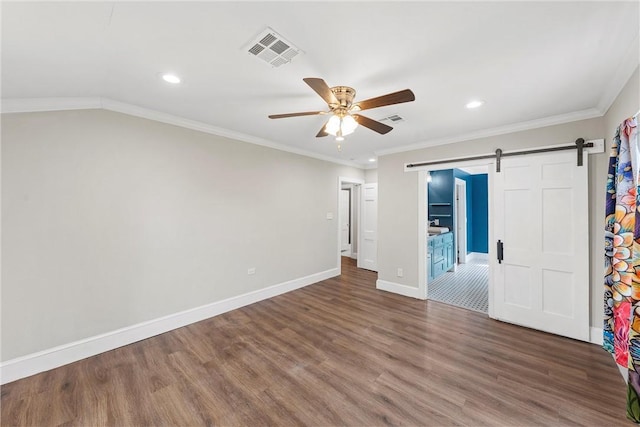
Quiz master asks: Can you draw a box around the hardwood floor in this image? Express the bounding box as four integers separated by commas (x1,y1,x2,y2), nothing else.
1,257,629,426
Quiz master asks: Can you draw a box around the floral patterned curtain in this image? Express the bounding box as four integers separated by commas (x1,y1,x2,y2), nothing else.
604,114,639,422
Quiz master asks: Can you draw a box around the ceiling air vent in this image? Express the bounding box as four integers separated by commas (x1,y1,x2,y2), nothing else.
379,114,405,123
244,27,303,68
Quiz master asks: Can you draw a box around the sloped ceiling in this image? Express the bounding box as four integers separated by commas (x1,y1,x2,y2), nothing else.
2,1,639,167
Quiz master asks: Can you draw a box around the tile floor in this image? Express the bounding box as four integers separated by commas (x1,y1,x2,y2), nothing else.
428,257,489,313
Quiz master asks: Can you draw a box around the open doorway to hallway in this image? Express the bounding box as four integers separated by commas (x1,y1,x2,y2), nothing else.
426,165,489,313
337,177,370,275
340,184,356,259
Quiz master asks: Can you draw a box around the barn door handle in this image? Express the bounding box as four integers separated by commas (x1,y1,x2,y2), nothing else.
497,240,504,264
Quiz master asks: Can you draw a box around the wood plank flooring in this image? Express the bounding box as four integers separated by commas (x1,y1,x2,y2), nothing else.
1,257,629,426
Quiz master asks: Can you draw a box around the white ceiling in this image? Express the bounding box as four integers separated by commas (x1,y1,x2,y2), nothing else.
2,1,639,168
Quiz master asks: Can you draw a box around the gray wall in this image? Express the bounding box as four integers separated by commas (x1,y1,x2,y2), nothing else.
1,109,364,361
365,168,378,183
604,67,639,145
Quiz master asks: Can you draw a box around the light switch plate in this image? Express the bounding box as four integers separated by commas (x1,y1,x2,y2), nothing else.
326,212,334,220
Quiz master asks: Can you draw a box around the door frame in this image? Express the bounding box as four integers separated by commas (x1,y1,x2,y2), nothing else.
338,177,364,275
417,161,494,317
454,178,467,265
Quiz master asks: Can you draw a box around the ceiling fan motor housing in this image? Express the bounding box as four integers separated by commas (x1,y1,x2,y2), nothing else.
330,86,356,110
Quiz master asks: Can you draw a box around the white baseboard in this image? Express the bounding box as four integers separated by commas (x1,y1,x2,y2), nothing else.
350,252,358,260
589,326,603,346
376,279,425,300
0,268,339,385
467,252,489,262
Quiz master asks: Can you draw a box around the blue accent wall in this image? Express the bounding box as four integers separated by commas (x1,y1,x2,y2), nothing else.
427,170,454,230
428,169,488,255
469,174,489,253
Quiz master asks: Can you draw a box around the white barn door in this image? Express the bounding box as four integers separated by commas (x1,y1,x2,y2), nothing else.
493,151,589,341
358,183,378,272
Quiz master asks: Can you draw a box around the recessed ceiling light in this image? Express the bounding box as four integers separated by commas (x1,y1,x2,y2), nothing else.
466,100,484,109
161,73,181,84
369,158,376,162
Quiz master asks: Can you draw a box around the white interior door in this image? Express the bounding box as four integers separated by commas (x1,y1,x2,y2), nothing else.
455,178,467,264
358,183,378,272
493,151,589,341
340,189,351,255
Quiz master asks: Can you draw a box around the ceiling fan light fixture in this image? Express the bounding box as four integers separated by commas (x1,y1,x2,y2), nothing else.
326,114,358,138
268,78,415,145
326,115,341,135
341,115,358,135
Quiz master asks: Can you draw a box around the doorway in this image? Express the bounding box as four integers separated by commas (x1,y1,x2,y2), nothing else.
340,188,352,257
414,140,598,342
425,167,490,313
337,177,364,275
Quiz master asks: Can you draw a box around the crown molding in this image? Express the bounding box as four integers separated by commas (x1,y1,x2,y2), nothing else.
100,98,363,168
374,107,603,157
1,96,609,165
1,97,102,113
1,97,363,169
597,33,639,114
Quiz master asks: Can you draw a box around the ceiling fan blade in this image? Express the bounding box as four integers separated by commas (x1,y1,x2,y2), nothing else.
268,111,325,119
316,122,329,137
354,89,415,111
352,114,393,135
303,78,339,105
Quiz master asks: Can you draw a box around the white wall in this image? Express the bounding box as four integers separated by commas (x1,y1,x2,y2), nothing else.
378,116,605,326
1,109,364,361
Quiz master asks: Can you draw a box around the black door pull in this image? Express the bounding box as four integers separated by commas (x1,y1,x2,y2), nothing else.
497,240,504,264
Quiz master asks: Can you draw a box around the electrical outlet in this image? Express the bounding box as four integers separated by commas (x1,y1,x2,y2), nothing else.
247,268,256,275
397,268,404,277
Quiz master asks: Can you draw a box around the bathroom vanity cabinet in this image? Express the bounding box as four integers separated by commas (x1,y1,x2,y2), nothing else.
427,231,454,281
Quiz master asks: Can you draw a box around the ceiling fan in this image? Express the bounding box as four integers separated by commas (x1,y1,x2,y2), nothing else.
268,78,415,147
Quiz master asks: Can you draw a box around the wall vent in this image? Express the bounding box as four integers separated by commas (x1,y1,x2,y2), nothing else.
379,114,405,123
244,27,303,68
